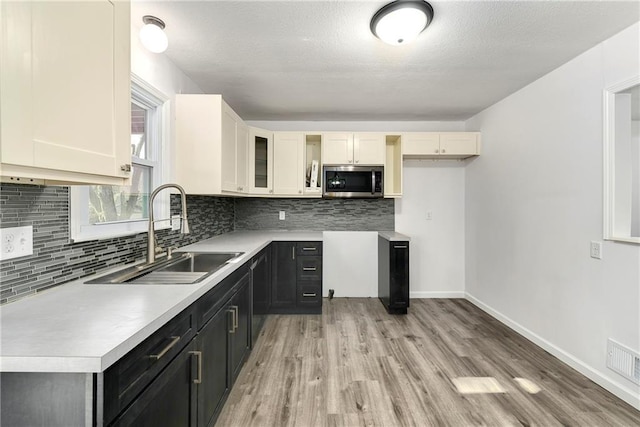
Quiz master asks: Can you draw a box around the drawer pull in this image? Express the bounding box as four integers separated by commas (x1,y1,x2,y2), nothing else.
149,336,180,360
302,247,317,251
394,245,408,249
189,351,202,384
302,267,317,271
228,309,235,333
302,293,317,297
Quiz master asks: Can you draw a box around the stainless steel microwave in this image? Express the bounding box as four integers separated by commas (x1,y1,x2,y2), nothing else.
322,165,384,198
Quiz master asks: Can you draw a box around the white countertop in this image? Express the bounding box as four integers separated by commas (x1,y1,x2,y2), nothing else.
0,230,405,373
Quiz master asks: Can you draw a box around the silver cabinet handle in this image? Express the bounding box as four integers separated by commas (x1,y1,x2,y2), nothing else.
149,336,180,360
302,247,316,251
292,246,295,260
231,305,239,332
302,267,317,271
355,160,359,163
269,189,273,194
441,149,446,154
228,309,235,333
189,351,202,384
394,245,408,249
302,293,317,297
435,149,439,153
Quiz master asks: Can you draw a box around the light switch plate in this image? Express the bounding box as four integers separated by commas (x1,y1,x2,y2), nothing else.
590,241,602,259
0,226,33,260
279,211,286,220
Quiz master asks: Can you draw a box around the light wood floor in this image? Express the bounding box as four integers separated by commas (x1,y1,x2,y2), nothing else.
216,298,640,426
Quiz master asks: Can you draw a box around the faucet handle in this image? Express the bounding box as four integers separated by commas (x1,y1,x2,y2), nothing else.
167,246,178,259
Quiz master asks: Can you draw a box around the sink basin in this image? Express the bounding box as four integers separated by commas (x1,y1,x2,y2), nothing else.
85,252,244,285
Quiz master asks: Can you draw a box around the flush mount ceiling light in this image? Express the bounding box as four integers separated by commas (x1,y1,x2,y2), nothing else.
370,0,434,46
139,15,168,53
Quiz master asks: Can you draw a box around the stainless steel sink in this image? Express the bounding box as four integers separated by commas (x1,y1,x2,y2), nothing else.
85,252,244,285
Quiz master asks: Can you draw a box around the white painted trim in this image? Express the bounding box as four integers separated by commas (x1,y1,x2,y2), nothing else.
465,292,640,410
410,291,465,299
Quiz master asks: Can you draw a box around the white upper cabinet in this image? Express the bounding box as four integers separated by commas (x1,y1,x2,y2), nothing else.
273,132,304,196
403,132,481,159
322,132,385,165
0,0,131,185
322,133,353,164
249,127,273,195
353,133,386,165
220,102,248,193
175,95,247,195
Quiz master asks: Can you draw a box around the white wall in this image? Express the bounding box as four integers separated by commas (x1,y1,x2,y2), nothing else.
465,23,640,409
130,23,203,180
395,160,466,298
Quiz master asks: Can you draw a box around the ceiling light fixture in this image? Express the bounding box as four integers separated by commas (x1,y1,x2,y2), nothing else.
370,0,434,46
139,15,168,53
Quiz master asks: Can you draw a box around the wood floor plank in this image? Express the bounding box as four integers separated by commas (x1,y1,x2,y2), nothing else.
215,298,640,426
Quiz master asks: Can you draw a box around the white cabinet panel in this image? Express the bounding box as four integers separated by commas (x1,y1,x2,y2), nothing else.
221,105,238,192
403,132,480,159
322,133,353,164
0,0,130,184
354,133,385,165
236,121,249,192
440,133,478,155
273,132,303,195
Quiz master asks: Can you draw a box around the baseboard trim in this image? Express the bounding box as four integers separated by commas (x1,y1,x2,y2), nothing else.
465,292,640,410
410,291,465,299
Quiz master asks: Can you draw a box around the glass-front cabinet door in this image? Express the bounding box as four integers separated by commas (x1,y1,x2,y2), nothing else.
249,127,273,194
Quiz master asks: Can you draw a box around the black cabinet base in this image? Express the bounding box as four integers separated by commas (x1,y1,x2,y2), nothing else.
380,300,408,315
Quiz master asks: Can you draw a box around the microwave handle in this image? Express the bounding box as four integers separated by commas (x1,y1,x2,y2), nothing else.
371,170,375,195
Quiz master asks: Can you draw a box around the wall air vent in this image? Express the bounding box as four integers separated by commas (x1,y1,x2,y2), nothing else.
607,339,640,385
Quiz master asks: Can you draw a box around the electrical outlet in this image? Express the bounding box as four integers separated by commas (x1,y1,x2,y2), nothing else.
279,211,286,220
0,226,33,260
426,211,433,220
590,241,602,259
171,215,181,231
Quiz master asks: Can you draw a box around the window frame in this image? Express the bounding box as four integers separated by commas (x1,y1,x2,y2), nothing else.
69,74,171,243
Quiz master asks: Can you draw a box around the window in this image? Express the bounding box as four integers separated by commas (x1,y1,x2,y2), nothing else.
603,76,640,244
70,76,170,242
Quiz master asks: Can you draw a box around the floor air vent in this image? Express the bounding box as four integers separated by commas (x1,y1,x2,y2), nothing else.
607,339,640,385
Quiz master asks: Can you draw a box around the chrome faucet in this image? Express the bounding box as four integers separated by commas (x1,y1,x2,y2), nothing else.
147,183,190,264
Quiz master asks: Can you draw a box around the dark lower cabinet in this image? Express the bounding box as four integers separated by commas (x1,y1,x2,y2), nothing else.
195,269,251,427
229,274,251,383
111,340,197,427
270,242,297,310
195,302,231,427
378,238,410,315
271,241,322,314
250,246,271,345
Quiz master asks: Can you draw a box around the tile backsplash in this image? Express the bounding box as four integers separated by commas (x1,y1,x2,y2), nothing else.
0,184,234,304
1,184,394,304
235,197,394,231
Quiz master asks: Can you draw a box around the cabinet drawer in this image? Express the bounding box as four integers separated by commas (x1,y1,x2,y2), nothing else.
296,256,322,281
297,282,322,306
104,307,196,425
296,242,322,256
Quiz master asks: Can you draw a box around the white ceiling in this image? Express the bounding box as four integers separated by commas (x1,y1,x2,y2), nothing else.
131,1,640,121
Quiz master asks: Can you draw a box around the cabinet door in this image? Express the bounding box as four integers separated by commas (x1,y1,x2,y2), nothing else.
236,121,249,193
196,305,233,427
439,133,478,156
251,247,271,345
273,132,303,195
322,133,353,164
249,127,273,194
354,133,385,165
0,0,130,181
230,274,251,383
111,340,197,427
221,104,238,192
390,242,410,309
403,133,440,156
271,242,297,309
